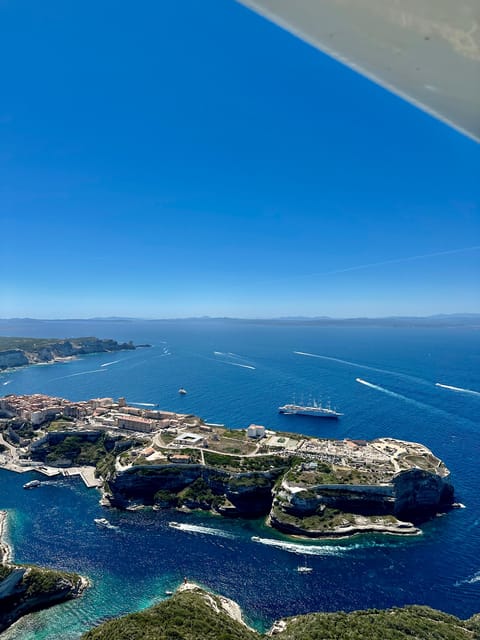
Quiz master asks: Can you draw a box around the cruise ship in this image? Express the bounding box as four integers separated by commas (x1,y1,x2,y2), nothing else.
278,401,342,419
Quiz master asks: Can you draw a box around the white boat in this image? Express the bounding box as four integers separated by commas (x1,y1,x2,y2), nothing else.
94,518,111,528
178,388,187,395
23,480,41,489
251,536,261,542
279,399,342,419
168,521,182,529
297,566,313,573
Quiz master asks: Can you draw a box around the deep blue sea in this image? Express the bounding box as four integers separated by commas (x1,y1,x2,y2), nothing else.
0,319,479,639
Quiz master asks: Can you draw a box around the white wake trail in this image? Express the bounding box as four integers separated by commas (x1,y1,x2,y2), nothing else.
436,383,480,397
100,360,120,367
168,522,235,539
130,402,156,407
294,351,427,385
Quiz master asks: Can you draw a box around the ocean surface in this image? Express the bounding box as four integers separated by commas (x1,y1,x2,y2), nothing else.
0,319,479,639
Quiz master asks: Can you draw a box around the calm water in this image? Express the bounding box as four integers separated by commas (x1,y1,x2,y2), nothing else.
0,320,479,639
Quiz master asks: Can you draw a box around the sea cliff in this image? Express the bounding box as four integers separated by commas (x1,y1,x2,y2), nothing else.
0,511,87,633
0,336,138,370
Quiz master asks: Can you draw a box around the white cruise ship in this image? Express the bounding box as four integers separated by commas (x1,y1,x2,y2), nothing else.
278,400,342,419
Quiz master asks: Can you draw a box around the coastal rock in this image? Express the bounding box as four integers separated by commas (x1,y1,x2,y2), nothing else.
108,464,281,516
0,350,29,369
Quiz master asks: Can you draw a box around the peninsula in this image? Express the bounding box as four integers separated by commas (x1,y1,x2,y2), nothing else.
82,582,480,640
0,394,454,538
0,510,87,633
0,336,144,370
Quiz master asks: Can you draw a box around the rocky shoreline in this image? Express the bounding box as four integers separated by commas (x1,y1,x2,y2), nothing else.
0,509,88,634
0,337,139,371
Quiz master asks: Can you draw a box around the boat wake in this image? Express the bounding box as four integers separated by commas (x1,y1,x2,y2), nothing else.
2,380,11,386
294,351,427,386
251,537,350,556
435,383,480,397
213,352,256,370
225,362,256,370
50,368,108,382
130,402,156,407
168,522,235,539
455,570,480,586
100,360,120,367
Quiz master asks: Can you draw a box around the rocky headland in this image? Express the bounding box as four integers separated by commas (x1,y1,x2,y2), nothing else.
0,510,87,633
81,582,480,640
0,394,455,539
0,336,141,370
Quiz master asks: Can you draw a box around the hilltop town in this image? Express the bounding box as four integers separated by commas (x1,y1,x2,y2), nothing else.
0,394,454,538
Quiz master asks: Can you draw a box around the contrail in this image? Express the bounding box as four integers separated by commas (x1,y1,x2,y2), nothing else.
262,245,480,284
323,246,480,276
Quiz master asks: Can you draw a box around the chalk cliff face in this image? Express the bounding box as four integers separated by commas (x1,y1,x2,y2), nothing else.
107,464,281,516
269,466,454,537
0,350,29,369
0,337,136,370
392,468,454,516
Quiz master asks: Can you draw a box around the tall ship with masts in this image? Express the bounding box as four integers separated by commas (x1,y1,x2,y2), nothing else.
278,395,342,419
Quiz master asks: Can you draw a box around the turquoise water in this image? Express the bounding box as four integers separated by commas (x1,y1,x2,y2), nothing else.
0,320,479,638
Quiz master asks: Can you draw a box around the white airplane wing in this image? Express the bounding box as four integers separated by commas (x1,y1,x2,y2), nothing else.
236,0,480,142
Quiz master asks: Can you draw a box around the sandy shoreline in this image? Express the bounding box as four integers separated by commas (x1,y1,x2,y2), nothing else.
0,510,12,564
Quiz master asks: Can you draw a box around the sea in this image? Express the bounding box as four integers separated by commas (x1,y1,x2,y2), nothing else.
0,319,479,639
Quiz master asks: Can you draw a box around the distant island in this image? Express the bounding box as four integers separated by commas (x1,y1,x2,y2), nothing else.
82,582,480,640
0,336,148,370
0,394,455,539
0,511,87,633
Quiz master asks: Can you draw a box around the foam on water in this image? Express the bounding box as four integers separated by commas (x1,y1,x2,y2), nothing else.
169,522,235,539
436,383,480,397
100,360,120,367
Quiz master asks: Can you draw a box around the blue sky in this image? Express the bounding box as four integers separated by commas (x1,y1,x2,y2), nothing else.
1,0,479,318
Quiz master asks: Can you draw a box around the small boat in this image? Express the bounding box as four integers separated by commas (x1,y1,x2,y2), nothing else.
251,536,261,542
168,521,182,529
165,590,174,595
23,480,41,489
94,518,111,528
178,388,187,395
297,566,313,573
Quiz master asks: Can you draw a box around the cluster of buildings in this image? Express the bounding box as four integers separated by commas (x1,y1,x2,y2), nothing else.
0,394,185,434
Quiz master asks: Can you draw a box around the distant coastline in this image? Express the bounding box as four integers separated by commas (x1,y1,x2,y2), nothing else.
0,337,148,372
0,313,478,328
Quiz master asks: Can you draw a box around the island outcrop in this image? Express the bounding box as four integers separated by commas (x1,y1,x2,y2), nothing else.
0,336,139,370
0,511,87,633
0,394,454,538
81,583,479,640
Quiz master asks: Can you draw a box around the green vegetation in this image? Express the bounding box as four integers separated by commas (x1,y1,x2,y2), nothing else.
0,563,83,634
43,435,106,466
204,451,241,470
278,605,480,640
82,589,258,640
179,478,223,509
81,588,480,640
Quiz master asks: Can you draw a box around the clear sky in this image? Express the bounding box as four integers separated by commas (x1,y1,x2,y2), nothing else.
1,0,479,319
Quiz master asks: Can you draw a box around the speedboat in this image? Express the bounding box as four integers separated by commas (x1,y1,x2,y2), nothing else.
23,480,41,489
94,518,111,528
297,566,313,573
168,521,182,529
178,388,187,395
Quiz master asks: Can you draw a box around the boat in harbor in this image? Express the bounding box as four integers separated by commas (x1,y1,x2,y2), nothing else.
279,400,342,419
23,480,41,489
